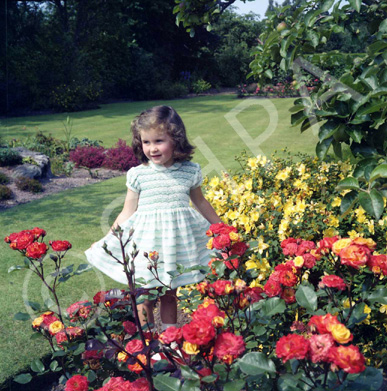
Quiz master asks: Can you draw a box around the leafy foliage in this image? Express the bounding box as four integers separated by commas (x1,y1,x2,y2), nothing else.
0,184,13,200
69,146,106,169
103,139,139,172
0,148,23,166
0,172,10,185
15,177,43,193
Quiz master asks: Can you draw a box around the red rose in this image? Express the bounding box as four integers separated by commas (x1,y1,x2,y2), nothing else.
82,350,103,360
280,287,296,304
274,263,293,272
280,238,298,248
94,377,128,391
208,258,218,276
93,291,108,304
224,258,239,270
276,334,309,362
319,275,346,291
244,287,264,304
309,334,335,363
159,326,183,344
55,327,84,348
212,234,231,250
41,314,60,330
296,240,315,255
367,254,387,275
209,280,234,296
282,242,299,256
279,270,298,287
131,378,150,391
11,232,35,250
192,304,225,327
66,301,92,322
214,332,245,361
308,313,339,334
328,345,366,374
125,339,144,354
123,320,137,336
264,278,282,297
182,319,216,345
4,231,20,243
127,354,146,373
65,375,88,391
197,281,209,294
319,236,339,252
30,227,46,239
229,242,248,256
50,240,72,252
339,244,370,269
26,242,48,259
209,223,238,235
302,253,316,268
209,223,226,234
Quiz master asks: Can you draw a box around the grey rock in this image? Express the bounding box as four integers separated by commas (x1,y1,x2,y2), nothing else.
12,147,53,178
11,164,42,179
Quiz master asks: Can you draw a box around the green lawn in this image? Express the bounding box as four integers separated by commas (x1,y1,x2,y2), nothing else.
0,95,319,385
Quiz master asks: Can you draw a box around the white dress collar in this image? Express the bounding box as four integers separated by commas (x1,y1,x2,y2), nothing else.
148,161,182,171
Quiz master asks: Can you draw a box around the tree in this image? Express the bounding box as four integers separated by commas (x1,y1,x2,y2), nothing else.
175,0,387,219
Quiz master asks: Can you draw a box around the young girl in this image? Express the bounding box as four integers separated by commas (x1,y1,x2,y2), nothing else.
85,105,221,331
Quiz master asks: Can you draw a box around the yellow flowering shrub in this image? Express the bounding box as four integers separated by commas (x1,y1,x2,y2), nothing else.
204,152,387,262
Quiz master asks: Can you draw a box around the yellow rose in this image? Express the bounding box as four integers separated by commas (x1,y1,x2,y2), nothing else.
293,256,304,268
32,316,44,329
380,304,387,314
212,316,225,328
229,232,240,242
234,279,246,292
206,238,214,250
332,238,353,255
117,351,128,362
182,342,200,355
330,324,353,344
48,321,64,335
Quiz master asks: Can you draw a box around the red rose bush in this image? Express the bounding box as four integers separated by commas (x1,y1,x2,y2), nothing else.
5,224,385,390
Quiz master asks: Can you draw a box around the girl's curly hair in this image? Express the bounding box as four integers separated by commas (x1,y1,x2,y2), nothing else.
131,105,195,163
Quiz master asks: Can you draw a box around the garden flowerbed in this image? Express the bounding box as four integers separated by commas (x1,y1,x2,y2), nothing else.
0,167,124,210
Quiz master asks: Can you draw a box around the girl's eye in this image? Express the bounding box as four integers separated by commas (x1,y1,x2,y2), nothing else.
142,141,149,144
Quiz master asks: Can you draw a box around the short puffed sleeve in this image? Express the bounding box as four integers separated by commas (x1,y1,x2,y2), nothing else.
126,168,140,193
191,163,203,189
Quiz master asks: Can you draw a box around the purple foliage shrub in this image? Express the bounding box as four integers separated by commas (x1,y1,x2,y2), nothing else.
103,139,139,171
69,146,106,168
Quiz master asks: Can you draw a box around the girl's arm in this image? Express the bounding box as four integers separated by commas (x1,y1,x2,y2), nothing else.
110,188,139,232
190,186,222,224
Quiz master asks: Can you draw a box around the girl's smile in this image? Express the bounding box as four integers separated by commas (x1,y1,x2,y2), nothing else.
141,128,174,167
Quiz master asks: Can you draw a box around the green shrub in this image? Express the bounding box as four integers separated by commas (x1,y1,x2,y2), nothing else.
192,79,212,94
69,137,103,150
0,148,22,166
0,172,10,185
8,131,64,158
50,155,74,177
15,177,43,193
153,82,189,100
0,185,12,200
51,81,102,112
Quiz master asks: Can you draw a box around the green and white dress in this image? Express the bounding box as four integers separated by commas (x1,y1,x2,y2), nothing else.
85,160,211,289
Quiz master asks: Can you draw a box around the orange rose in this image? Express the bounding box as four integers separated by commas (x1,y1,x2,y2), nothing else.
351,237,376,251
332,238,352,255
339,244,371,269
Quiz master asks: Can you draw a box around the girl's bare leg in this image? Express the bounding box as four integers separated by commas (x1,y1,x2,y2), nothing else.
160,289,177,325
137,299,156,327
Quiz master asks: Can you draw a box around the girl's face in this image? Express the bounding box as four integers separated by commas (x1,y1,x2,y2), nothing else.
140,128,174,167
